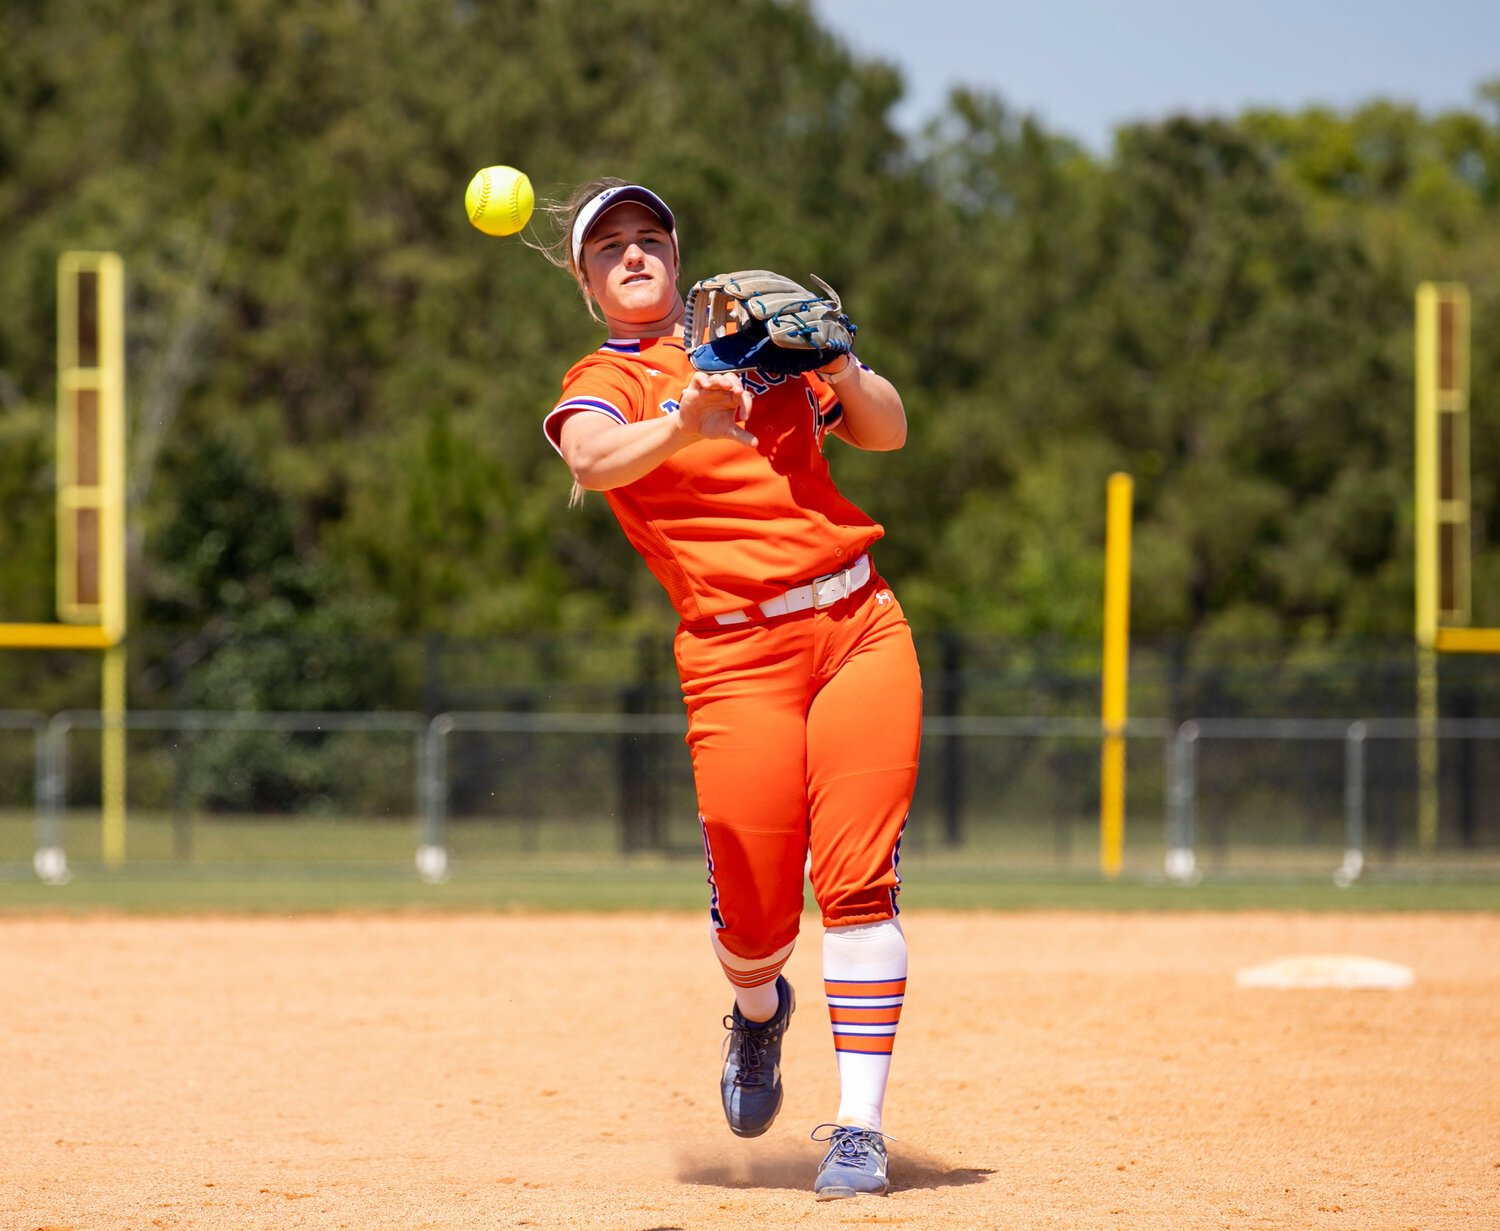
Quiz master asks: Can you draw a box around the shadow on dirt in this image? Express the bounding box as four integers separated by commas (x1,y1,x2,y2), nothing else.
889,1152,995,1193
676,1142,992,1194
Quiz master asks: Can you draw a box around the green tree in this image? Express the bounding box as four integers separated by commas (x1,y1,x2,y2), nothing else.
3,0,1499,675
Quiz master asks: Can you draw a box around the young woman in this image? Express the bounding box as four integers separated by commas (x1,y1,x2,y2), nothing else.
539,178,922,1201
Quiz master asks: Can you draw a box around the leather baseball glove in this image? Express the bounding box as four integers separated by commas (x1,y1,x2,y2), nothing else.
682,270,856,375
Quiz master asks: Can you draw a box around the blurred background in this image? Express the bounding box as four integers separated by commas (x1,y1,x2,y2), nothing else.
1,0,1497,887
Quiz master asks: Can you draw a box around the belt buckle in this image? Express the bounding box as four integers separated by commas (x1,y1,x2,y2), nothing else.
812,566,849,610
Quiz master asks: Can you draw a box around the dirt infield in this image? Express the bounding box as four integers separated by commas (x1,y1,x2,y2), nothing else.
3,910,1497,1230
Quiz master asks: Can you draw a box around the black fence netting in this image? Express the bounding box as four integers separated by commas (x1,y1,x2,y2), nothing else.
2,632,1498,870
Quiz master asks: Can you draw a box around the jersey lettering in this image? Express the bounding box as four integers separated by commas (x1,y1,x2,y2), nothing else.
741,369,790,397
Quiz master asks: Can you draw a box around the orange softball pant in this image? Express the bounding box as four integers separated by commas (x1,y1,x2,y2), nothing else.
673,572,923,962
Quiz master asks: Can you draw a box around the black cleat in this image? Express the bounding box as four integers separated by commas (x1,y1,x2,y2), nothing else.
720,975,795,1138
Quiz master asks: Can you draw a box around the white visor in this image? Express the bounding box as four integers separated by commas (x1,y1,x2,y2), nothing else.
570,184,677,269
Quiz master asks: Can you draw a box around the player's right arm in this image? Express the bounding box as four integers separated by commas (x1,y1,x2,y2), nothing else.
560,371,756,492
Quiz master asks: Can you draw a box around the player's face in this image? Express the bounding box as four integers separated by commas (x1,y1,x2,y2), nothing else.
579,202,679,325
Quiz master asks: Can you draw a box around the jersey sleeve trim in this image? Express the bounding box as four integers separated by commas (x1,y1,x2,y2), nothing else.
805,368,848,444
819,398,845,436
543,396,630,455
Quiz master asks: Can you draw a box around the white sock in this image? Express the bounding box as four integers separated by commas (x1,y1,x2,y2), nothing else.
823,919,907,1133
712,931,794,1022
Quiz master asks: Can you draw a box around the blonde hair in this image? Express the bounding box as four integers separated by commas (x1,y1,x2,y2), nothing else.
526,175,631,325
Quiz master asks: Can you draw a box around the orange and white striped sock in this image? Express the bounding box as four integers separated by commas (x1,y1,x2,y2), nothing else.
712,932,795,1022
823,919,907,1133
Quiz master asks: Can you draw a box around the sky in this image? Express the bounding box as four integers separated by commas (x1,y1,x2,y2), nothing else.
810,0,1500,151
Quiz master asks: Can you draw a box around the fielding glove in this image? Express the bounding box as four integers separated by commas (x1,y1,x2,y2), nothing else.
683,270,855,375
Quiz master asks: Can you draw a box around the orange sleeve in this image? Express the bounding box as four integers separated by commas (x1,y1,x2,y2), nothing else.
544,356,652,455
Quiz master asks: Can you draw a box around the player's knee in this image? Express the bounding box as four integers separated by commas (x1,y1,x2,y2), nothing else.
817,885,900,930
712,910,802,963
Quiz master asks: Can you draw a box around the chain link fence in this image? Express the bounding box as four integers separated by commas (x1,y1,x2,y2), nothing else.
3,707,1497,885
4,633,1498,882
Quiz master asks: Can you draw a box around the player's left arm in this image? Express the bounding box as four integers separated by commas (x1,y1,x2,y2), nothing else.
820,358,906,451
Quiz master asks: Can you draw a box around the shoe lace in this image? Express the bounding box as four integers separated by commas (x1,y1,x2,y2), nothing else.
810,1123,897,1164
721,1012,782,1090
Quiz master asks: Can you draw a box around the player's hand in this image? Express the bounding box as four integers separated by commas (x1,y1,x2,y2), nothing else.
672,371,757,448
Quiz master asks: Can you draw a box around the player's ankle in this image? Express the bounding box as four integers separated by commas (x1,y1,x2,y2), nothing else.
834,1105,882,1133
735,977,786,1023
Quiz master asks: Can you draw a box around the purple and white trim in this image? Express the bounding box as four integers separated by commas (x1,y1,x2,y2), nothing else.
699,814,725,929
543,395,630,454
889,819,905,916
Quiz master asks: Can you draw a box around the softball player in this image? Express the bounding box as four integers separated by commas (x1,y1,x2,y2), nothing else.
539,178,922,1200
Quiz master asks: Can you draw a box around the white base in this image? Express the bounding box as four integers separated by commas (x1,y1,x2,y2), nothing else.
415,844,449,884
1235,954,1413,990
1333,849,1364,888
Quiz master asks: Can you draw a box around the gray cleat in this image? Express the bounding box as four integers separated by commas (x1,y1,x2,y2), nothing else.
720,976,795,1138
812,1124,892,1199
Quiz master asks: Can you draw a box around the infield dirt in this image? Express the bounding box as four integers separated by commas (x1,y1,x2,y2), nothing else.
3,910,1497,1229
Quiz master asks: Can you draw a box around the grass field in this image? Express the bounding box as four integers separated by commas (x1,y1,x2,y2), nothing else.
2,803,1496,915
1,857,1497,913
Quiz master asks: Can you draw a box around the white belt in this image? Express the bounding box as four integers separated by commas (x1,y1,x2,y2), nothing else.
713,553,872,625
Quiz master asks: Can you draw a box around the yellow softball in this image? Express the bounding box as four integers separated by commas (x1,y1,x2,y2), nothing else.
465,165,534,237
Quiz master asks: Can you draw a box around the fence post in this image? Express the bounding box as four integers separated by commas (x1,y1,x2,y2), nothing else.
35,715,70,883
1336,721,1366,887
29,716,65,883
1165,720,1198,883
417,715,449,883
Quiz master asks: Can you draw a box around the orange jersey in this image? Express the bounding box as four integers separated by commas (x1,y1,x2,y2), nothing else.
545,336,883,621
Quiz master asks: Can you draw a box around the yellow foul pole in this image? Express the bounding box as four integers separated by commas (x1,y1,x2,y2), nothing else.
0,253,128,878
1414,284,1440,852
1413,282,1469,851
1100,473,1133,878
58,252,129,865
98,255,128,866
102,646,127,865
